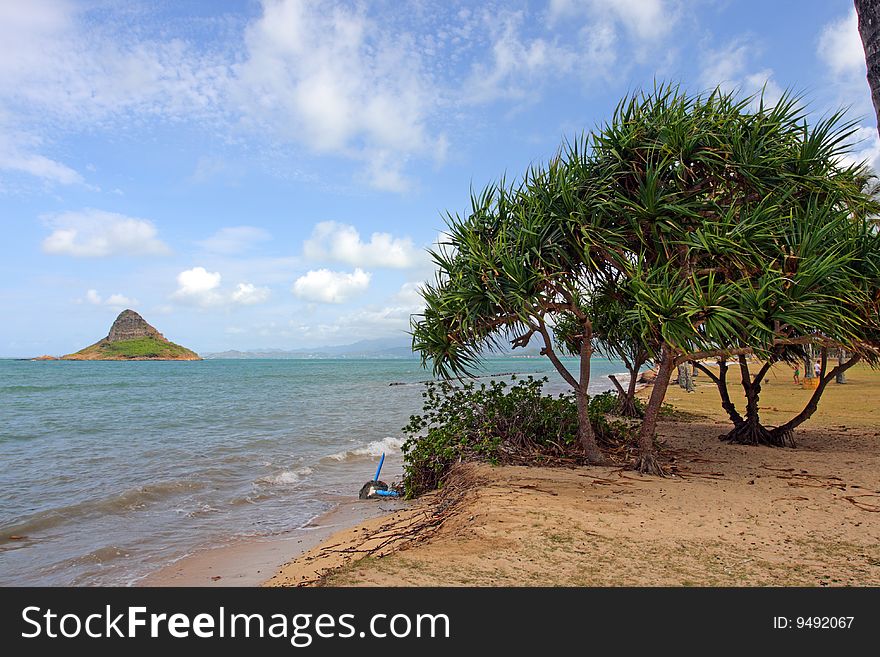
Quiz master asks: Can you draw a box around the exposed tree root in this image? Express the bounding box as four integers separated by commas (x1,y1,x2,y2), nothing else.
616,396,644,419
631,452,666,476
721,421,796,448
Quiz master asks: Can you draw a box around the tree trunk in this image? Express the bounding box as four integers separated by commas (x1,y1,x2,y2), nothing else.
771,353,862,444
575,386,604,463
624,363,643,418
677,364,687,388
855,0,880,132
608,371,643,418
836,350,848,384
803,347,814,381
684,365,694,392
722,357,780,446
608,373,626,397
536,318,604,463
633,346,673,475
692,359,744,428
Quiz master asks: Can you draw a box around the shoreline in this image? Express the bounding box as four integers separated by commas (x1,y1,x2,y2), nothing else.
139,496,407,587
138,374,628,587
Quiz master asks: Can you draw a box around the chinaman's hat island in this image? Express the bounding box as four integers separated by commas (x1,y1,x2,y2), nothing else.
35,309,201,361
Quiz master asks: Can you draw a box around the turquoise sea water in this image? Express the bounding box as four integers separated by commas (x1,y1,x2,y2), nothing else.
0,357,624,586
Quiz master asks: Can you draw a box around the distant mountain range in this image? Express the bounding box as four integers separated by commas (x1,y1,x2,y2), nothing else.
203,337,546,360
203,337,418,359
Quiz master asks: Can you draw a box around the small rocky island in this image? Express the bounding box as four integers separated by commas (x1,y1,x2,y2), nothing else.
61,309,201,361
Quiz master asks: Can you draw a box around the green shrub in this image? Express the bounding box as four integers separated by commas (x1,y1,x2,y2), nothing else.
401,378,637,497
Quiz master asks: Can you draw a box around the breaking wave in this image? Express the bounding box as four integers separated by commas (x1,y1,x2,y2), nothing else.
324,436,405,462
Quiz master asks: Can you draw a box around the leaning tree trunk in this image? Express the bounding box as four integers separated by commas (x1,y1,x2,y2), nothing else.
771,353,862,446
623,360,645,418
633,346,674,475
855,0,880,132
722,356,780,446
608,365,644,418
692,359,744,428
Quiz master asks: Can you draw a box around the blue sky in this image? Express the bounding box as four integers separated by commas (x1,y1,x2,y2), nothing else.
0,0,874,356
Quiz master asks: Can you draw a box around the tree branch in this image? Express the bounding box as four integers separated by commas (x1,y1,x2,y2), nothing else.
535,318,579,390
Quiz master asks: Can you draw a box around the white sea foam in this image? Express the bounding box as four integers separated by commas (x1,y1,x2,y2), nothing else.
263,466,314,486
325,436,405,462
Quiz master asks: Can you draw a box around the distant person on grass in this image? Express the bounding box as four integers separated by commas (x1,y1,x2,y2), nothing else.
793,366,800,385
814,360,822,379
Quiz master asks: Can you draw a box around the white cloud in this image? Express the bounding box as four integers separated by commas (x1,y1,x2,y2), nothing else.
233,0,443,191
394,281,426,307
0,131,83,184
548,0,674,40
303,221,422,269
231,282,271,305
173,267,223,305
197,226,272,255
465,12,579,104
82,289,137,307
818,9,865,75
841,125,880,172
699,39,782,106
0,1,228,126
172,267,271,307
321,282,427,336
42,209,171,257
291,268,371,303
105,293,135,307
466,0,677,104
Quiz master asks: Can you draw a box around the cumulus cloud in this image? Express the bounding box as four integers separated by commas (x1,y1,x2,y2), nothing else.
291,268,371,303
82,289,137,307
465,0,678,104
393,281,426,307
303,221,422,269
172,266,271,307
173,267,223,305
818,9,865,75
197,226,272,255
41,209,171,257
231,282,271,305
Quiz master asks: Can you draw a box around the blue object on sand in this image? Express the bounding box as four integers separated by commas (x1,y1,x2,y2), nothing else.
374,489,399,497
374,452,386,481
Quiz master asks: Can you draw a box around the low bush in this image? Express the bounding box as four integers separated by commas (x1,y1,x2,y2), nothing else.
401,377,635,497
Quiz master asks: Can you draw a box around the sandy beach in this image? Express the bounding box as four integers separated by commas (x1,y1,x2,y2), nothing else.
263,362,880,587
141,496,407,586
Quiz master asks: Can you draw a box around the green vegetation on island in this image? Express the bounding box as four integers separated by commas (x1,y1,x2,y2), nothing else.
64,336,200,361
61,309,200,361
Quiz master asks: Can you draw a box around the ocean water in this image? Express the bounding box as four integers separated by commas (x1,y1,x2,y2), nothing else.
0,357,623,586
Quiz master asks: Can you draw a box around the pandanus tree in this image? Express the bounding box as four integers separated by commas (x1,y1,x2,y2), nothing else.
413,83,880,475
410,172,622,465
578,86,880,466
690,197,880,446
